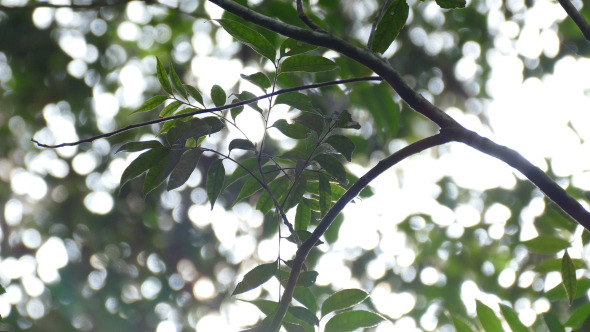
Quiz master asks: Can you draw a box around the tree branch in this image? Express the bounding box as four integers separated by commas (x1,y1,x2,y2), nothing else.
295,0,324,32
267,132,453,332
557,0,590,42
0,0,133,11
31,76,382,148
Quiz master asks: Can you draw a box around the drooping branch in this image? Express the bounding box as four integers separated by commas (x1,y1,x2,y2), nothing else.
31,76,382,148
557,0,590,42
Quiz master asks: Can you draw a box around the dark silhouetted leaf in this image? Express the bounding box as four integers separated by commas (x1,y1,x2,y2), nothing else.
229,139,256,152
232,261,277,295
211,84,226,107
280,55,338,73
295,199,312,231
288,306,319,326
295,113,324,135
232,165,280,206
333,110,361,129
325,135,355,162
241,72,271,90
275,93,315,112
435,0,466,9
116,140,163,154
230,98,244,120
257,176,290,214
371,0,409,54
237,91,264,113
167,149,202,190
120,147,170,189
143,149,183,196
273,119,311,139
206,159,225,209
216,19,276,62
321,289,369,317
314,154,347,183
324,310,384,332
283,174,308,211
318,173,331,217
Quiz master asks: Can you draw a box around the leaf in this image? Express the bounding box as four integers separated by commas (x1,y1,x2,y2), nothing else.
296,271,318,287
318,173,331,217
325,135,355,162
120,147,170,189
314,154,347,184
294,113,324,136
156,57,172,94
274,93,315,112
543,313,565,332
546,279,590,300
206,159,225,209
130,95,168,115
280,38,318,57
211,84,226,107
283,174,308,211
116,140,163,154
169,63,187,100
232,165,279,205
435,0,466,9
476,300,504,332
227,158,269,187
333,110,361,129
232,261,277,295
371,0,409,54
561,250,577,305
521,236,569,254
216,19,276,62
241,72,271,90
452,315,475,332
324,310,385,332
246,300,313,329
272,119,311,139
499,304,528,332
230,98,244,121
280,55,339,73
229,139,256,152
293,286,317,313
143,150,183,196
185,85,204,106
535,257,586,273
321,289,369,317
285,230,323,246
237,91,264,113
295,199,312,231
288,306,319,326
167,149,202,190
257,176,290,214
159,100,183,118
564,302,590,328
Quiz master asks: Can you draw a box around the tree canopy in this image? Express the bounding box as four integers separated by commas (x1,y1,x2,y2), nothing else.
1,0,590,331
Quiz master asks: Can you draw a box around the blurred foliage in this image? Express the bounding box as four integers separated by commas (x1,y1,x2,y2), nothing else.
0,0,589,331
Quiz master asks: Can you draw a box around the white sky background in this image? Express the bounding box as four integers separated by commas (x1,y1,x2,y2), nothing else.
2,0,590,330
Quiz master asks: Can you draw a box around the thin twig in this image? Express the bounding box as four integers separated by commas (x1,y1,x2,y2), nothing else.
557,0,590,42
0,0,134,11
296,0,324,32
31,76,382,149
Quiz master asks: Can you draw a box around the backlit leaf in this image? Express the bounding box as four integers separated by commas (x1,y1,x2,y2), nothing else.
232,261,277,295
211,84,226,107
499,304,528,332
293,286,317,313
476,300,504,332
371,0,409,54
120,147,170,190
257,176,290,214
522,236,569,254
324,310,384,332
544,313,565,332
167,149,202,190
159,100,183,118
185,85,204,106
535,257,586,273
156,57,172,94
280,55,338,73
288,306,319,326
230,98,244,121
229,139,256,152
169,63,187,100
241,72,271,90
321,289,369,317
561,250,577,305
452,315,475,332
130,95,168,115
143,149,183,196
206,159,225,209
546,279,590,301
564,302,590,328
216,19,276,62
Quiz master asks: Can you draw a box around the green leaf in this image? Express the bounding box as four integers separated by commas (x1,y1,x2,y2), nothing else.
167,149,202,190
285,230,323,246
216,19,276,62
564,302,590,328
543,313,565,332
232,165,279,206
325,135,355,162
280,55,338,74
314,154,347,184
535,257,586,273
321,289,369,317
206,159,225,209
130,95,168,115
333,110,361,129
227,158,268,187
318,173,331,217
283,174,308,211
257,176,290,214
272,119,312,139
295,113,324,136
120,147,170,189
280,38,318,57
435,0,466,9
211,84,226,107
230,98,244,121
168,117,225,144
324,310,385,332
499,304,528,332
159,100,183,118
296,271,318,287
143,150,183,196
246,300,313,329
169,63,188,100
293,286,317,313
116,140,163,154
240,72,271,90
452,315,475,332
274,93,315,112
229,139,256,152
237,91,264,113
288,306,319,326
156,57,172,94
371,0,409,54
232,261,277,295
185,85,204,106
561,250,577,305
521,236,569,254
295,199,312,231
476,300,504,332
546,278,590,300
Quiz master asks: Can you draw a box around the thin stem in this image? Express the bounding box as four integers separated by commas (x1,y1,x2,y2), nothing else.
367,0,391,51
296,0,324,32
557,0,590,42
32,76,382,149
